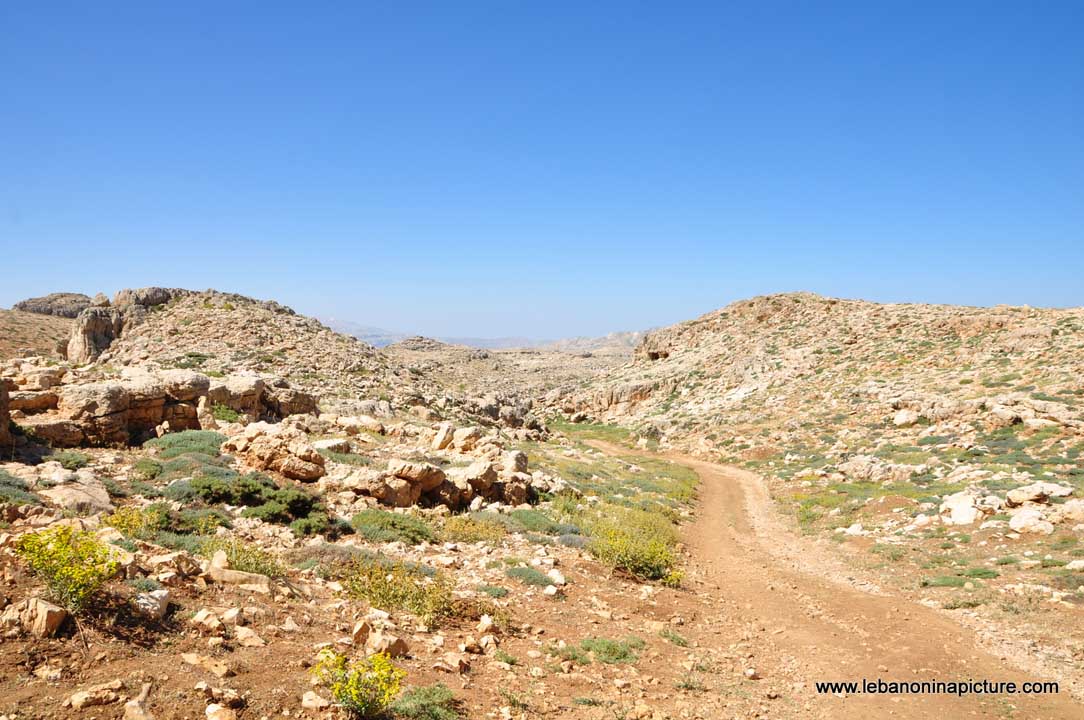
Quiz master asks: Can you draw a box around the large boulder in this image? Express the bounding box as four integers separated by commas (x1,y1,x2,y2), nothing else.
0,598,68,637
38,472,114,514
939,491,981,526
1006,482,1073,507
370,476,422,508
207,375,266,418
221,422,325,480
263,385,318,418
447,460,498,495
386,460,446,493
58,382,131,446
1009,506,1054,535
67,307,124,364
16,415,84,447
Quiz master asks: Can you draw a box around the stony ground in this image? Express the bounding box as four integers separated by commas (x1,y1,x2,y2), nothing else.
2,287,1083,719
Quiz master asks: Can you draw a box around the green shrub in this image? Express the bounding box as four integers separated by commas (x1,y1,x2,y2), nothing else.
199,536,285,578
659,628,688,646
14,526,119,611
585,506,677,580
152,531,202,553
504,566,551,587
131,457,162,482
105,505,170,540
50,450,89,470
344,557,453,626
0,470,41,506
441,515,507,543
390,684,461,720
921,575,967,588
312,650,405,719
477,584,508,598
578,636,645,664
351,509,434,544
144,430,226,459
127,576,163,592
211,404,240,423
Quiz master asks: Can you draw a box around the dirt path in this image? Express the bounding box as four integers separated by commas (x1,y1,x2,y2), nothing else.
588,440,1082,720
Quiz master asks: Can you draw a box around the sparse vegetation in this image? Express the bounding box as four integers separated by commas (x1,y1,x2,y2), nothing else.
312,649,405,719
390,684,462,720
351,509,435,544
14,526,120,612
344,557,454,627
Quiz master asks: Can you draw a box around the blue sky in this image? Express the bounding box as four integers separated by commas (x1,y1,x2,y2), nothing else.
2,2,1082,338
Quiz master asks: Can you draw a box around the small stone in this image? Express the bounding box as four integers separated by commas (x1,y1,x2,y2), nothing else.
301,691,330,710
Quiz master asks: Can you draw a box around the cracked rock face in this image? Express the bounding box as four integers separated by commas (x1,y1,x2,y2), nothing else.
67,307,125,364
0,380,11,448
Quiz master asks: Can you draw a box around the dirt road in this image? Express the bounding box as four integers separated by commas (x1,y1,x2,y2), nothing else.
589,440,1082,719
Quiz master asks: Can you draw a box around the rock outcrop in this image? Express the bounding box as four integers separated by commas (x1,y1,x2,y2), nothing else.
67,307,126,364
0,379,11,449
13,293,93,318
66,287,193,364
5,358,317,448
222,422,326,480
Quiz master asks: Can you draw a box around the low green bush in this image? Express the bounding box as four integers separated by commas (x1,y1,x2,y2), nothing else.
199,536,285,578
351,509,435,544
50,450,89,470
345,557,453,626
0,470,41,506
504,566,551,587
390,683,462,720
584,505,678,581
144,430,226,459
441,515,507,543
211,403,240,422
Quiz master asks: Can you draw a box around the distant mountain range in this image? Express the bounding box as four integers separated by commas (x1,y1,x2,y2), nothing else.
323,318,646,354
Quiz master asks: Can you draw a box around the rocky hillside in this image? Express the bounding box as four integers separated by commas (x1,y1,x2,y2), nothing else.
0,309,72,359
557,292,1084,457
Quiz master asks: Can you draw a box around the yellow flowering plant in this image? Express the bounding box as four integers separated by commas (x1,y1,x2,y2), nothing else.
311,649,406,718
14,525,120,612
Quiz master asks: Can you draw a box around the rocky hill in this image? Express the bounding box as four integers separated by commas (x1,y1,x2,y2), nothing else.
3,287,1084,718
557,292,1084,458
0,309,72,359
13,292,95,318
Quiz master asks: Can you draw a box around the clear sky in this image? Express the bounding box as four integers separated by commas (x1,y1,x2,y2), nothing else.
2,2,1082,338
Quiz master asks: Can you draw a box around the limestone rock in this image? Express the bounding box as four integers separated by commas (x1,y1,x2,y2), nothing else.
365,629,409,657
1009,506,1054,535
0,597,68,637
1006,482,1073,507
14,292,92,318
387,459,446,492
133,590,171,621
0,381,10,448
69,680,123,710
58,381,130,446
221,422,325,481
67,307,125,364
